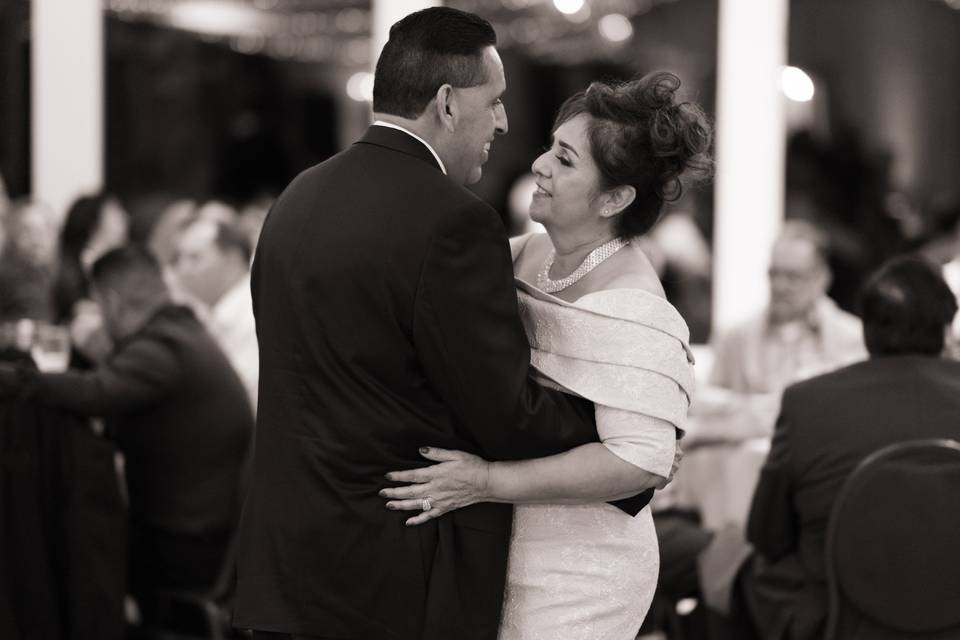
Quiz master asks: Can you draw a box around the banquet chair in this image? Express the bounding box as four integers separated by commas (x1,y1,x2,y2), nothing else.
824,438,960,640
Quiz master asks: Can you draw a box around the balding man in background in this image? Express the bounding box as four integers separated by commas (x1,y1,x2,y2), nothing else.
692,220,867,442
173,217,258,410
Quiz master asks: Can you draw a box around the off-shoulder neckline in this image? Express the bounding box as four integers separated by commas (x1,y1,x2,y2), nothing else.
515,277,674,308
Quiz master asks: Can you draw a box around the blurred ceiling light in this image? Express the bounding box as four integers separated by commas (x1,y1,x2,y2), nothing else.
565,3,591,23
780,66,815,102
232,34,266,55
169,1,262,37
346,38,370,64
336,8,368,33
510,18,541,45
346,71,375,103
598,13,633,42
553,0,585,16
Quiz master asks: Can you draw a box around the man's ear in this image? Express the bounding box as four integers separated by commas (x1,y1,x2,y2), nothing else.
600,185,637,218
434,84,457,133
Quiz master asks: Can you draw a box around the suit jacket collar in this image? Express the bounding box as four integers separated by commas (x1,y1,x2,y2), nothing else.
357,125,444,174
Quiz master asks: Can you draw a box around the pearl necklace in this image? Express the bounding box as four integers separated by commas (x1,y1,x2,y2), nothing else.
536,237,630,293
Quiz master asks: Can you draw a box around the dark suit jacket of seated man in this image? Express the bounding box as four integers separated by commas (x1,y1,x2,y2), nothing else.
2,247,254,593
745,256,960,640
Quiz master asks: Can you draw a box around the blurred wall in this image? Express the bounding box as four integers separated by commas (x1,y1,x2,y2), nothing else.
106,18,338,202
791,0,960,202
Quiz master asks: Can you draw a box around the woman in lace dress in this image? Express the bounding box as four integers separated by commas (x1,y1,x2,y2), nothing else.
381,72,712,639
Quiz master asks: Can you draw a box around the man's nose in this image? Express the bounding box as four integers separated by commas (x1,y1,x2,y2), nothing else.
495,104,508,136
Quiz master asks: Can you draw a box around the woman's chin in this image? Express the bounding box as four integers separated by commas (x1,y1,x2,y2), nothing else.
528,204,548,225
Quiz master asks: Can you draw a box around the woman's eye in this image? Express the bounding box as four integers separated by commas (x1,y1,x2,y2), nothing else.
557,155,572,167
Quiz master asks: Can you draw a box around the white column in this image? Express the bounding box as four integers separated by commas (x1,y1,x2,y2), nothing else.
712,0,789,335
371,0,442,67
31,0,103,220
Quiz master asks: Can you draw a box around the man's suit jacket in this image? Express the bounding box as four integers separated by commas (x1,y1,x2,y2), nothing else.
746,355,960,640
234,126,601,639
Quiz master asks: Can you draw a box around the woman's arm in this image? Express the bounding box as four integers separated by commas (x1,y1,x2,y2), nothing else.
381,409,678,525
487,441,667,504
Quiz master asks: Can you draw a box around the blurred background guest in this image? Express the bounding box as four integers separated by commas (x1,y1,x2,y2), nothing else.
690,220,866,443
0,198,57,323
196,198,239,225
173,217,258,410
742,255,960,640
127,191,198,268
52,192,130,364
0,246,253,597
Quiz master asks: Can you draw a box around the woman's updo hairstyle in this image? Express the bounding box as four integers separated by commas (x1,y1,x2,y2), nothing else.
554,71,713,238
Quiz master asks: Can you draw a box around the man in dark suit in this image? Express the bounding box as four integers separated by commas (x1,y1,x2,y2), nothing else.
743,255,960,640
233,7,612,640
0,246,253,593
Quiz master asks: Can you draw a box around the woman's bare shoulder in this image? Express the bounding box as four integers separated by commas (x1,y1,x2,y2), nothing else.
589,243,666,298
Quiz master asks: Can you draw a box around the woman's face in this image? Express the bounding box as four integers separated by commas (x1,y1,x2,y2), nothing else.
529,114,605,232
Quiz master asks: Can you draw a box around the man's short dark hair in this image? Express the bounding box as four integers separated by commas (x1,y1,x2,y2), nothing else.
860,255,958,357
91,245,169,309
373,7,497,118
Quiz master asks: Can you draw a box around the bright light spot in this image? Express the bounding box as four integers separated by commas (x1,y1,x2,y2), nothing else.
676,598,699,616
553,0,585,15
346,72,374,103
780,66,815,102
564,3,591,23
168,1,263,37
598,13,633,42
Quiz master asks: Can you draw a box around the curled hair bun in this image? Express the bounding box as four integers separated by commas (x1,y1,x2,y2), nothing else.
557,71,713,237
588,72,712,196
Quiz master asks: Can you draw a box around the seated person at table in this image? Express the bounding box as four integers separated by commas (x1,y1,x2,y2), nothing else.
172,218,258,410
0,246,253,593
52,192,130,365
743,255,960,640
647,221,868,634
691,220,866,443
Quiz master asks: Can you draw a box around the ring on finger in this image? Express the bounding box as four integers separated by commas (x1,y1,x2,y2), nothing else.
420,497,433,512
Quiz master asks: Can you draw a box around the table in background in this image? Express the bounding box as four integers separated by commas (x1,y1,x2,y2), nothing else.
671,437,771,531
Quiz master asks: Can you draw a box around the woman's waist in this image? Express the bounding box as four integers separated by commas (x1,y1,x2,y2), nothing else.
511,502,653,543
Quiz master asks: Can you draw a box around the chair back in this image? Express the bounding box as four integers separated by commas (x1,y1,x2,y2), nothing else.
824,438,960,640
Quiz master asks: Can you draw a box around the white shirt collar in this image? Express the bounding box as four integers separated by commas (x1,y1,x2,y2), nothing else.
211,273,252,328
372,120,447,175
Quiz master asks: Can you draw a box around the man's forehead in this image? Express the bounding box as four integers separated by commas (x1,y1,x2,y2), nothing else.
772,237,820,269
482,46,506,90
181,220,218,248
